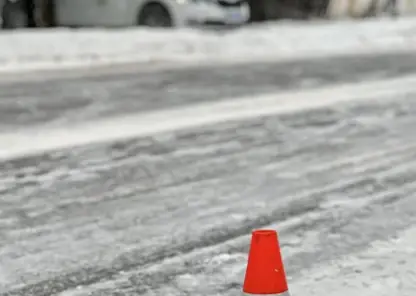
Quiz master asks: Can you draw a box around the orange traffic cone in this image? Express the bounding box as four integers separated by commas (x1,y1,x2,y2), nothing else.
243,229,290,295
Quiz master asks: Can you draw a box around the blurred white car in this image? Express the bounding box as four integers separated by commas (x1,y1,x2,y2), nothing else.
1,0,250,28
55,0,250,27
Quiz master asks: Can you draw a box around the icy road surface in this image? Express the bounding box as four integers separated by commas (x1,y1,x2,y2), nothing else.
2,52,416,132
1,87,416,295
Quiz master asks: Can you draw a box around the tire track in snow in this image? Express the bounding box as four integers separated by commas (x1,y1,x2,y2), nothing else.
0,97,413,225
55,181,416,296
1,52,416,131
1,95,416,295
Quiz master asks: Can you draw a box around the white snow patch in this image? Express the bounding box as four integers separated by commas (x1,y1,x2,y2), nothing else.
1,17,416,73
1,73,416,161
292,225,416,296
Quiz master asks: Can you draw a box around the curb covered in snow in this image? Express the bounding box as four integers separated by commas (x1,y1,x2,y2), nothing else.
0,17,416,73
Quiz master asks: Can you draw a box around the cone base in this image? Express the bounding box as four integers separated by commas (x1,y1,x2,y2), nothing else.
244,291,290,296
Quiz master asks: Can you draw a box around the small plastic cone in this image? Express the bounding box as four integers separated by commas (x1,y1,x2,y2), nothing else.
243,229,289,295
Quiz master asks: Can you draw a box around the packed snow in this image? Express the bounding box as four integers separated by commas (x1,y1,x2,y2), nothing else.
292,225,416,296
2,74,416,161
2,84,416,295
0,16,416,73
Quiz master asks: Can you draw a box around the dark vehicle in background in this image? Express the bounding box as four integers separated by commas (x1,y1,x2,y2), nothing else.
1,0,54,28
247,0,399,22
1,0,34,28
248,0,330,22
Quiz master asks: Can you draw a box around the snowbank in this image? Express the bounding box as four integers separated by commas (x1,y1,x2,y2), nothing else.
0,16,416,73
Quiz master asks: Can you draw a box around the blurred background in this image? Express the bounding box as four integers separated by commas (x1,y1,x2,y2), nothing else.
1,1,416,296
0,0,409,29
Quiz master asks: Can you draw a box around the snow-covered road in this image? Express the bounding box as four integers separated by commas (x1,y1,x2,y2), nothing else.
1,61,416,295
1,18,416,294
2,52,416,132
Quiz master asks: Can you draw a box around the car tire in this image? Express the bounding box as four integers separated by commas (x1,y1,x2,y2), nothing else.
1,1,29,29
138,3,173,27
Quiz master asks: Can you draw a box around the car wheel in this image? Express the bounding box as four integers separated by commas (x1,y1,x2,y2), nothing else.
2,1,29,29
138,3,173,27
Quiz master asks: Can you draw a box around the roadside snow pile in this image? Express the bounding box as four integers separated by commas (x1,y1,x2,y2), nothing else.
0,16,416,73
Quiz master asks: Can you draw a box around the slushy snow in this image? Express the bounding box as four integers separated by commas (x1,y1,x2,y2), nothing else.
0,17,416,73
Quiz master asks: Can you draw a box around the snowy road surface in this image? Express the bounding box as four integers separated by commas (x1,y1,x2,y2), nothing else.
2,52,416,132
1,53,416,295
